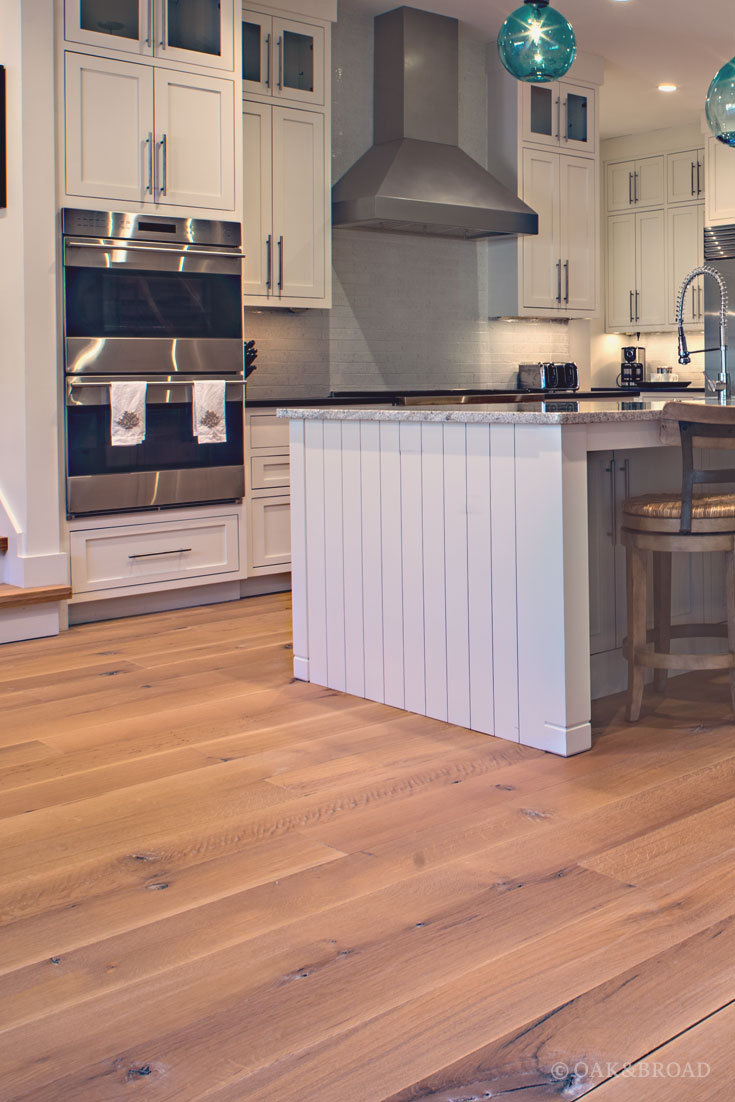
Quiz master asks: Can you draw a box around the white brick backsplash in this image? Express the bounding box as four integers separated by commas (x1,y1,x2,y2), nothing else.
244,2,570,401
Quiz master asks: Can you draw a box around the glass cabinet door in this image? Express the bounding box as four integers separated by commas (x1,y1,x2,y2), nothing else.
65,0,153,55
521,82,562,148
272,17,324,106
242,12,272,96
561,83,596,153
159,0,234,70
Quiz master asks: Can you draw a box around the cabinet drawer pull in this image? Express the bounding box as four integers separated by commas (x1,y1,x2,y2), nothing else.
564,259,569,304
160,0,167,48
277,35,283,90
265,33,271,88
265,234,272,289
145,132,153,194
145,0,152,46
635,289,639,322
628,171,633,205
697,160,702,196
606,461,616,544
691,160,696,197
629,289,634,324
159,133,167,196
278,235,284,291
555,96,561,140
556,258,562,304
128,548,192,559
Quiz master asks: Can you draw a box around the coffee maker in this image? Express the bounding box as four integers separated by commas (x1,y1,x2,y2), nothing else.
620,345,646,387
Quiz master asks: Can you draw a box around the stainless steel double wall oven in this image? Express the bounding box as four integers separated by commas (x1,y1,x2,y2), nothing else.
62,209,246,516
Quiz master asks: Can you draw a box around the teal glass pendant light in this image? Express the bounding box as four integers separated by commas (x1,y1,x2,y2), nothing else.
706,58,735,146
497,0,576,83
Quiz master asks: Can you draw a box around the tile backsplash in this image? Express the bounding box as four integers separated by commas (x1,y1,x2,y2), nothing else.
244,3,570,400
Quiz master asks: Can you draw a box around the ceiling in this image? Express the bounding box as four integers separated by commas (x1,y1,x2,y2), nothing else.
347,0,735,139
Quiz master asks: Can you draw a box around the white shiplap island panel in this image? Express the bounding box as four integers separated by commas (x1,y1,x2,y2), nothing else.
283,399,700,756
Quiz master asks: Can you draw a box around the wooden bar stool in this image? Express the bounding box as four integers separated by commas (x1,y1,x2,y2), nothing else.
621,401,735,722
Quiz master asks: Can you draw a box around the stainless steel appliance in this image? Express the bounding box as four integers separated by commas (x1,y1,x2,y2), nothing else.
62,209,244,376
62,209,247,516
691,229,735,401
518,362,579,392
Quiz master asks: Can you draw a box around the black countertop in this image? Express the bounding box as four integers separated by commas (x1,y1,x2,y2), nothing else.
246,386,705,408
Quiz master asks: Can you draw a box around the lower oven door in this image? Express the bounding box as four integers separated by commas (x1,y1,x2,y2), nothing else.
66,378,245,516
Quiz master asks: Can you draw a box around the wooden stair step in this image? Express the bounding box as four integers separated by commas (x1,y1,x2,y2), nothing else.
0,585,72,610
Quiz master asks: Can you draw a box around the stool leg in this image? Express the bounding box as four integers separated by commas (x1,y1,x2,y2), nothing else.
725,543,735,715
653,551,672,693
626,538,648,723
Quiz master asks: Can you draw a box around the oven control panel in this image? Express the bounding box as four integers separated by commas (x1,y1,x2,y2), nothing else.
61,208,241,248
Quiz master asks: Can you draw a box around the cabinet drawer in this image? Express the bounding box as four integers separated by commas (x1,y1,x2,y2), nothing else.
70,515,239,593
248,411,290,449
251,453,290,490
250,497,291,568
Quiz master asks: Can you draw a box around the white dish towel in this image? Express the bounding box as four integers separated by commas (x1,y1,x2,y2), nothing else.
110,381,147,446
193,380,227,444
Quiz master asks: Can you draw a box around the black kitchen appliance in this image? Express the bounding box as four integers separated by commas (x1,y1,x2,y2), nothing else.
517,362,579,392
620,345,646,387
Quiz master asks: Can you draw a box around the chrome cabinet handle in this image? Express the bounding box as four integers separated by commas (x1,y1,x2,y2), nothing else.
635,289,639,321
629,290,634,323
277,36,283,90
64,240,247,258
605,460,617,544
633,171,639,202
562,97,568,142
564,259,569,304
622,457,631,504
145,0,152,46
144,132,153,193
691,161,696,196
265,234,272,289
555,96,560,140
697,160,702,195
264,32,271,88
129,548,192,559
556,259,562,304
159,133,167,196
628,171,633,205
159,0,167,47
278,236,284,290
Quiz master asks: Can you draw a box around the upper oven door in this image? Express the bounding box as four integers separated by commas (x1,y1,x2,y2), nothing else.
63,238,244,375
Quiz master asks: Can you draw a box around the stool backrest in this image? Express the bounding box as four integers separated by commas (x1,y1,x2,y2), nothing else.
661,401,735,532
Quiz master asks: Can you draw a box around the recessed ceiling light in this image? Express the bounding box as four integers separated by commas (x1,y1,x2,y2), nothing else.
658,83,678,92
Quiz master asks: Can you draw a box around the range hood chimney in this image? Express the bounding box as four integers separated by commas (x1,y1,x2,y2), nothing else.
332,6,538,240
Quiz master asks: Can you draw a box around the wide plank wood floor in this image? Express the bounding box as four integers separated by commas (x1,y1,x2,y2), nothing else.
2,591,735,1100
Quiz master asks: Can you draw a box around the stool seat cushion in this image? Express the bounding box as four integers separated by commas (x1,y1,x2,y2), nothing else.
623,492,735,521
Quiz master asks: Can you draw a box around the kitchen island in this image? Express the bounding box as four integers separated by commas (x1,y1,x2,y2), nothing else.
279,398,709,756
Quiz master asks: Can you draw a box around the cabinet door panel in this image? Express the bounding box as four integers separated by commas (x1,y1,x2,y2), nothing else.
668,203,704,325
153,69,235,209
588,453,618,655
242,11,272,96
65,53,153,203
606,213,636,329
250,497,291,568
560,81,595,153
635,209,667,328
65,0,152,55
560,155,597,312
607,160,634,212
243,102,272,297
706,136,735,224
272,17,325,106
521,147,561,310
272,107,325,299
158,0,235,70
635,156,665,207
520,81,561,148
668,149,704,204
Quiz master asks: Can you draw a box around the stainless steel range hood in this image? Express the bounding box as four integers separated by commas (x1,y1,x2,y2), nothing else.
332,6,538,241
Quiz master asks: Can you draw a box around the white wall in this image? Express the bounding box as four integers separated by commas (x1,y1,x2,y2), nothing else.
0,0,66,588
244,2,571,399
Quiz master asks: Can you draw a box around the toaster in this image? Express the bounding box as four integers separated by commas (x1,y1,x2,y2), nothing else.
518,362,579,392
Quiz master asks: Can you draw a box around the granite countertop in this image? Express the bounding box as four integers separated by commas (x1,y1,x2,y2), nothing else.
277,396,712,425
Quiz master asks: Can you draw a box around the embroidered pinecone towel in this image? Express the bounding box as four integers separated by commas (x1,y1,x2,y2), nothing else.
193,380,227,444
110,381,147,446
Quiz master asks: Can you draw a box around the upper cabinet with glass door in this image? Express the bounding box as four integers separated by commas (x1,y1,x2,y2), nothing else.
65,0,235,71
520,79,596,155
242,7,325,105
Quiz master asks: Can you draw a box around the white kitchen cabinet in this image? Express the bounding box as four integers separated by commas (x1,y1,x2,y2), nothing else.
64,52,236,210
243,102,328,305
250,497,291,568
64,0,235,71
242,7,325,106
519,147,597,315
153,67,236,209
606,208,667,331
520,79,596,154
606,156,665,211
64,52,154,204
668,148,704,204
705,135,735,225
245,410,291,575
668,202,704,325
588,452,618,656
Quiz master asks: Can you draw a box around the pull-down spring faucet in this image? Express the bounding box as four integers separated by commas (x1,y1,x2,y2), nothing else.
676,264,729,403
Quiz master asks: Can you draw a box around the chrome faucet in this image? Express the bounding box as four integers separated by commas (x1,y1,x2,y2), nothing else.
676,264,729,403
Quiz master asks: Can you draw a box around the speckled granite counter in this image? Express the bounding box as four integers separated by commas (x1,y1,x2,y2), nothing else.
278,396,708,425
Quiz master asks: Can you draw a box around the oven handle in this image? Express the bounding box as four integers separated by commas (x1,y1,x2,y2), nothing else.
66,379,245,406
63,240,247,259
